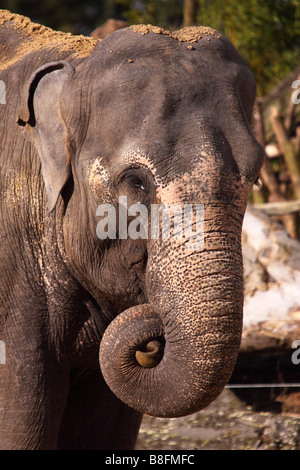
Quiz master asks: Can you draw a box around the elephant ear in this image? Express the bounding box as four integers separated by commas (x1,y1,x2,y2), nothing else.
18,61,75,212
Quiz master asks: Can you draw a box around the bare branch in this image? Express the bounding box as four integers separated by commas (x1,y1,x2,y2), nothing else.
253,199,300,216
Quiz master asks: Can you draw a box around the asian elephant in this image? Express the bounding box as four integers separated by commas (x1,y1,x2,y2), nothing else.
0,11,265,449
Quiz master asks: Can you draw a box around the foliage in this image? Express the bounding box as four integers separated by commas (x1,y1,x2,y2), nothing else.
107,0,183,27
0,0,184,33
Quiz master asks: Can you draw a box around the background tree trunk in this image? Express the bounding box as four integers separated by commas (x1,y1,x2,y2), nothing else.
183,0,197,26
252,99,298,238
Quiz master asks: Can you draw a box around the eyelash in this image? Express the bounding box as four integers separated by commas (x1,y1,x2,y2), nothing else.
254,176,261,187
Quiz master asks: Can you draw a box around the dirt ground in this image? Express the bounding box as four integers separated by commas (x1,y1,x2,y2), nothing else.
136,388,300,450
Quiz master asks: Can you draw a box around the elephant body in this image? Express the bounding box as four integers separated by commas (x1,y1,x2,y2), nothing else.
0,11,264,449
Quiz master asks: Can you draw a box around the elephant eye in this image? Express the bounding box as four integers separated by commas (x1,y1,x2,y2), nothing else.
118,167,149,193
128,175,145,191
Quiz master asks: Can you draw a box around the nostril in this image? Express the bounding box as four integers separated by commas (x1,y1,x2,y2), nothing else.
135,339,165,368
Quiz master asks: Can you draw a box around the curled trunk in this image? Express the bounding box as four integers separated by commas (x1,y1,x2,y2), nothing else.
100,218,244,417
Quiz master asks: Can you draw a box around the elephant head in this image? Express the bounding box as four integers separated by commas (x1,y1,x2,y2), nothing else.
18,26,265,418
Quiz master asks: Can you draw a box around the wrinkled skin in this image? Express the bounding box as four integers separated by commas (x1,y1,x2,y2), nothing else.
0,12,265,449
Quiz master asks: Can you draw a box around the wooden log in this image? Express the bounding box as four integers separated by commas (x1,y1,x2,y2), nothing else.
253,199,300,216
183,0,197,26
241,206,300,353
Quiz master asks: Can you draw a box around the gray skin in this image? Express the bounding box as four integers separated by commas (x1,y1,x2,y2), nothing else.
0,13,265,449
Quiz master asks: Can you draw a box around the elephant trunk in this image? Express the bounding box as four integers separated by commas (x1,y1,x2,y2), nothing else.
99,205,244,418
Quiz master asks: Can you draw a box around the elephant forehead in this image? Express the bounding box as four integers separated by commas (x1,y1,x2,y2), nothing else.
88,35,239,113
85,63,252,174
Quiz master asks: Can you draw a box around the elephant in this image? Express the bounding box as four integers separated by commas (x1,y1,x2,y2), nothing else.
0,11,265,449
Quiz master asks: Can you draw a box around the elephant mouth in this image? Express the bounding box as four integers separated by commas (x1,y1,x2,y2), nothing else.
100,304,165,379
99,305,169,412
135,337,165,369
